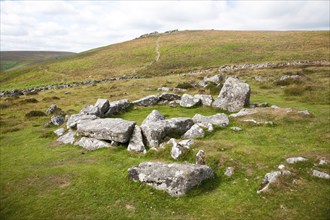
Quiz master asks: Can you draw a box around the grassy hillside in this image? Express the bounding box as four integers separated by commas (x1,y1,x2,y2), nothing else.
0,51,75,73
1,31,329,90
0,64,329,219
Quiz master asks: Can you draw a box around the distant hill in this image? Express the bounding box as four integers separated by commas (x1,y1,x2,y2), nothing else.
0,30,329,90
0,51,75,73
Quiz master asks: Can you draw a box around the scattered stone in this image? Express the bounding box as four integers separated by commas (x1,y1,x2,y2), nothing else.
141,109,165,126
180,94,201,108
257,170,291,193
231,127,242,131
178,139,194,149
67,114,98,129
106,99,132,116
312,170,330,179
242,119,273,126
224,167,235,177
79,104,101,116
56,131,76,144
192,113,229,127
212,77,250,112
132,95,159,107
51,115,65,126
286,157,308,164
229,108,257,118
159,93,181,101
182,124,205,139
54,128,65,136
196,150,206,165
319,159,328,165
128,162,214,197
74,137,111,150
172,88,187,93
141,118,194,148
203,74,222,84
128,125,146,153
170,140,186,160
158,87,172,92
95,99,109,115
46,104,63,115
193,94,213,106
279,75,302,81
77,118,136,143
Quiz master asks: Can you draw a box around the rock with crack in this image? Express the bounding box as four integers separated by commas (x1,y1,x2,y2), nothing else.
159,93,181,101
193,94,213,106
196,150,206,165
141,118,194,148
312,170,330,179
67,114,99,129
51,115,65,126
128,162,214,197
182,124,205,139
286,157,308,164
132,95,159,107
141,109,165,126
94,99,109,115
54,128,65,136
212,77,250,112
56,131,76,144
105,99,132,116
180,94,201,108
128,125,146,153
77,118,136,143
193,113,229,127
74,137,111,150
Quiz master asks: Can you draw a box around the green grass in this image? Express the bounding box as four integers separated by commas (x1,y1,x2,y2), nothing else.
1,31,329,90
1,66,329,219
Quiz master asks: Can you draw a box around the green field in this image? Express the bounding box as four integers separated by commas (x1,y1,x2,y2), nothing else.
0,31,330,219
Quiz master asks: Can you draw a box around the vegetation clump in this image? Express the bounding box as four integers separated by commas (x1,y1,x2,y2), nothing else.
25,110,47,118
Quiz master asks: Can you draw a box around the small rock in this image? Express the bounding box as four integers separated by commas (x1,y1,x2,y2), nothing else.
180,94,201,108
128,125,146,153
319,159,328,165
312,170,330,179
54,128,65,136
231,127,242,131
196,150,206,165
106,99,132,116
224,167,235,177
46,104,63,115
56,131,76,144
286,157,308,164
74,137,111,150
51,115,65,126
182,124,205,139
170,140,186,160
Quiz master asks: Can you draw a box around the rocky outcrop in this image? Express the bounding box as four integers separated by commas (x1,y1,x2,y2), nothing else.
77,118,136,143
67,114,98,129
74,137,111,150
128,162,214,197
182,124,205,139
105,99,132,116
180,94,201,108
128,125,146,153
141,118,194,148
212,77,250,112
192,113,229,127
132,95,159,107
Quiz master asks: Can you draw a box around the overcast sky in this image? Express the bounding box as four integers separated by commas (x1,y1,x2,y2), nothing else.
1,0,329,53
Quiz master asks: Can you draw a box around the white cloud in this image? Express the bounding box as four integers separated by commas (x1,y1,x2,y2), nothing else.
0,0,329,52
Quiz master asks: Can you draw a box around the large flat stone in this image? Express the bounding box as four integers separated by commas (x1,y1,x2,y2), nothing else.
128,162,214,197
77,118,136,143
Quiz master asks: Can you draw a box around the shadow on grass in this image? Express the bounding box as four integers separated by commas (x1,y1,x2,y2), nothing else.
186,173,222,197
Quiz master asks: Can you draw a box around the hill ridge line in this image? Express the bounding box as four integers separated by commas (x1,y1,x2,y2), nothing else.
1,59,328,97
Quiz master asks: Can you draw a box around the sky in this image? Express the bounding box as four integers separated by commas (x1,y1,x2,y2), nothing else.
1,0,329,53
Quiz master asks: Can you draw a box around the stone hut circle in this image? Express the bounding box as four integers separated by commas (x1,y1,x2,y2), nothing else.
51,75,322,196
